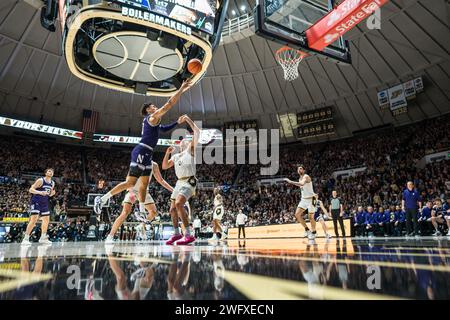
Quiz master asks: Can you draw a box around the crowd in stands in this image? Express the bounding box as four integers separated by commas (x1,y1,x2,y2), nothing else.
85,148,131,183
0,137,83,182
195,164,238,186
0,114,448,242
0,180,29,217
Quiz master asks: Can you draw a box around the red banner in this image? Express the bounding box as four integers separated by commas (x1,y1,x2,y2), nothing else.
305,0,389,51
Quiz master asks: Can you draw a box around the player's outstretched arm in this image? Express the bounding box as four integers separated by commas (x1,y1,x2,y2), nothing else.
162,146,175,170
149,80,192,125
283,178,303,187
183,116,200,152
152,162,173,192
29,179,46,195
159,114,187,132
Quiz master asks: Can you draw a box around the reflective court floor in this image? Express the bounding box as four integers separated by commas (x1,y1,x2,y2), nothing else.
0,237,449,300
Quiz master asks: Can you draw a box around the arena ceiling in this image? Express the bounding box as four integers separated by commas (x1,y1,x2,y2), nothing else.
0,0,448,143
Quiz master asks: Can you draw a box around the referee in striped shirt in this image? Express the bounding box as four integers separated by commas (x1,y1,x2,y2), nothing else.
329,190,346,237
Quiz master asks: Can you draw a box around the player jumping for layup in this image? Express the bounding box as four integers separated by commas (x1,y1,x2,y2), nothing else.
284,165,317,240
22,168,56,245
104,161,173,244
163,115,200,245
94,80,192,217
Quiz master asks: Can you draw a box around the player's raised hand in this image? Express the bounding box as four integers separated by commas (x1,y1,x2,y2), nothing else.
180,79,192,92
177,114,187,124
167,146,175,154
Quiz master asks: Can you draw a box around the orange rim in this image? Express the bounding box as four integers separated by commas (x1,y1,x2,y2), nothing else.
275,46,308,63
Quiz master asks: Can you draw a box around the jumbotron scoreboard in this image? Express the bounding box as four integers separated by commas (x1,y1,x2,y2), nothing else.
40,0,228,96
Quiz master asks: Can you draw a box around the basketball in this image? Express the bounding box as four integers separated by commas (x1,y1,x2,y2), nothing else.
187,58,203,75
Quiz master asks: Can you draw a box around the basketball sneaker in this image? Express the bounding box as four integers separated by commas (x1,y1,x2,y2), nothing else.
175,235,196,245
432,230,441,236
21,235,31,245
166,234,183,245
325,233,333,239
308,231,316,240
303,231,311,238
38,235,52,245
133,211,147,222
105,235,114,244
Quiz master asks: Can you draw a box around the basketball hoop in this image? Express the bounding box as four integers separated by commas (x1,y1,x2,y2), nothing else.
275,47,308,81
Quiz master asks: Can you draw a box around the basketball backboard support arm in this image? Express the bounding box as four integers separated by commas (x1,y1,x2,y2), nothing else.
212,0,229,51
254,0,352,64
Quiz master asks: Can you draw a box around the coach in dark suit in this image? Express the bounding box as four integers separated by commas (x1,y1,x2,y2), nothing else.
402,181,422,236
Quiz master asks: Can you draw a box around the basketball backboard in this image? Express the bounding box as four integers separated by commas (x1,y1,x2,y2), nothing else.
255,0,351,63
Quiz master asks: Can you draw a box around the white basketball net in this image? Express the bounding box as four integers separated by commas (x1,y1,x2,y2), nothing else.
275,47,306,81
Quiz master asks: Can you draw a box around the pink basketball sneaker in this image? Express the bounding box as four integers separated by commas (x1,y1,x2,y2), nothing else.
165,234,183,245
175,235,196,245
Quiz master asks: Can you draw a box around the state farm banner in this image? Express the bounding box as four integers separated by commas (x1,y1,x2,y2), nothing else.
306,0,390,51
388,84,407,110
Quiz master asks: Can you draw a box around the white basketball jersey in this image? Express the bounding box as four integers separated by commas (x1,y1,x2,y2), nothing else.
214,195,223,208
300,175,315,198
173,148,196,179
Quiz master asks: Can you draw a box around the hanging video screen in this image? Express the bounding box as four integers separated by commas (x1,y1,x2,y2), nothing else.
113,0,218,34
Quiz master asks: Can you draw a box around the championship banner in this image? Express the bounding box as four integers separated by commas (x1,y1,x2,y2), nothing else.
414,76,424,92
403,80,416,100
306,0,390,51
0,116,83,139
388,84,407,110
377,89,389,107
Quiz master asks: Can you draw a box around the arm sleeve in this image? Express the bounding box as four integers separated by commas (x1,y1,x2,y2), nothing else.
159,121,178,132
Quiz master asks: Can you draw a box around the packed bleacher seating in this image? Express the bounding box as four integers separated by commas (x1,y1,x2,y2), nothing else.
0,137,83,182
0,113,448,242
